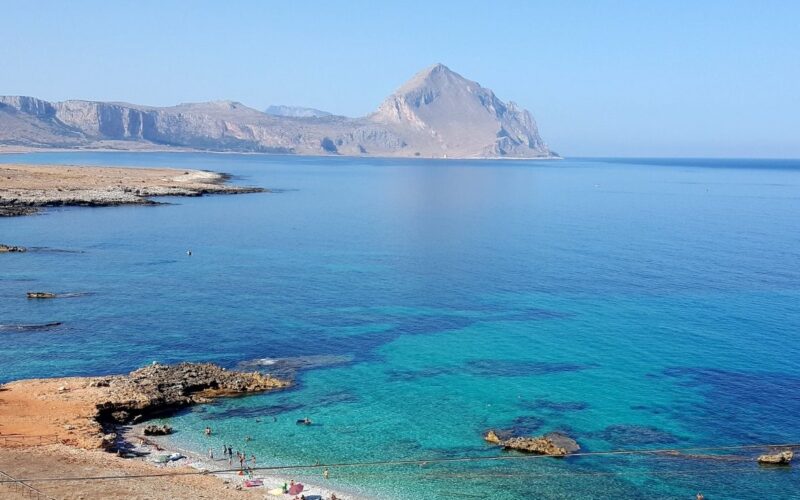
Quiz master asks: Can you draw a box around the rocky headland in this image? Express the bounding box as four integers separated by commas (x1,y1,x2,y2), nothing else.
0,163,263,216
0,362,289,450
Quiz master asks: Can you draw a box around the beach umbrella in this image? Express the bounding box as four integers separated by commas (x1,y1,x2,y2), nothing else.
288,483,304,495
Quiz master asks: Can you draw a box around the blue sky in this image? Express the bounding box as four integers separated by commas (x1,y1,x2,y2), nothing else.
2,0,798,157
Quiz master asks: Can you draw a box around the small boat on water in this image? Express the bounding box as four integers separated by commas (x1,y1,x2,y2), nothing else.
27,292,57,299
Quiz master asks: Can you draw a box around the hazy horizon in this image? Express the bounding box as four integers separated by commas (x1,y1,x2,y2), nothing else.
2,0,798,157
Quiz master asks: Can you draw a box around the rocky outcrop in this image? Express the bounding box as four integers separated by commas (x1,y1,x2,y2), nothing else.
484,430,580,457
94,362,290,426
757,450,793,465
143,424,173,436
0,244,27,252
0,164,264,217
0,65,557,159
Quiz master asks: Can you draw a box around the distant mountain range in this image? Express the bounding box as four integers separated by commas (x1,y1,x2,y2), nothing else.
265,105,332,118
0,64,556,159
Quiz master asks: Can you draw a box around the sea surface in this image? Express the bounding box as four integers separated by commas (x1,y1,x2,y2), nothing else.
2,153,799,499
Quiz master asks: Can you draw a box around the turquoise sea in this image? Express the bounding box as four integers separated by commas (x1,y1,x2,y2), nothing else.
1,153,799,499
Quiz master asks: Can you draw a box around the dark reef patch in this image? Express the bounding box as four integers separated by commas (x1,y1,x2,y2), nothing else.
314,390,360,407
386,367,453,382
509,415,546,434
0,322,63,332
465,360,591,377
520,399,590,413
594,424,681,447
662,366,800,443
206,400,305,420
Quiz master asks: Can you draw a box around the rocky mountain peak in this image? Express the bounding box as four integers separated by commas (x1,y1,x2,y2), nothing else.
371,64,551,158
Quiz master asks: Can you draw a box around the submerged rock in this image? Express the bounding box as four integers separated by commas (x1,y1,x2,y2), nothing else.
484,430,580,457
0,243,27,252
757,450,793,465
27,291,57,299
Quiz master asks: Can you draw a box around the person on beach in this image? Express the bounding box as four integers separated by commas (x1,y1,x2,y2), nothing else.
323,467,329,479
251,453,256,466
208,448,213,459
282,482,288,494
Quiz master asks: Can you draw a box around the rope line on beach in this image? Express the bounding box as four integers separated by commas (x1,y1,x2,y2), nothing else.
0,467,56,499
0,442,797,484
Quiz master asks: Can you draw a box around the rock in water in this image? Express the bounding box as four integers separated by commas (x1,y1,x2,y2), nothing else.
757,450,793,465
143,424,173,436
484,430,580,456
484,430,504,445
0,244,27,252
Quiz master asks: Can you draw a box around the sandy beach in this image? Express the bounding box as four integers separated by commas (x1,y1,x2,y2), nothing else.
0,364,360,499
0,163,263,216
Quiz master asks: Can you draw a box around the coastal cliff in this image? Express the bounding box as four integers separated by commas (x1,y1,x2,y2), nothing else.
0,65,556,159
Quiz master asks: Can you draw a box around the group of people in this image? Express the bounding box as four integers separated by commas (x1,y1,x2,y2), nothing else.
201,424,343,498
220,444,257,470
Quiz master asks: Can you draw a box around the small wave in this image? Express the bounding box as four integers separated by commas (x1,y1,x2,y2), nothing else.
237,354,354,376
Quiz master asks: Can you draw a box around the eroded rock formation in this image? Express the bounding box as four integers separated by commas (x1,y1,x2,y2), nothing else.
484,430,580,456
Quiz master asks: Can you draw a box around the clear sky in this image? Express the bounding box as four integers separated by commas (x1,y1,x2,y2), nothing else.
2,0,798,157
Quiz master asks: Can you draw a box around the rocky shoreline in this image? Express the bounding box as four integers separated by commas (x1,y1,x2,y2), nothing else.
0,363,372,499
0,164,264,216
0,362,290,450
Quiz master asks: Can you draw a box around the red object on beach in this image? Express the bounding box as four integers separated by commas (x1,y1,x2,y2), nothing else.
244,479,263,488
288,483,304,495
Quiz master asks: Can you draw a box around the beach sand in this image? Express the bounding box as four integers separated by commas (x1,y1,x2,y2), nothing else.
0,371,359,499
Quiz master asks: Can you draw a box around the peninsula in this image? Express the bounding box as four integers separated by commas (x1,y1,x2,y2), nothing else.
0,164,263,216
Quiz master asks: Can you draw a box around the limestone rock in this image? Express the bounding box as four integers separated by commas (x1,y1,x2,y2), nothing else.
484,430,580,457
143,424,173,436
758,450,793,465
0,244,27,252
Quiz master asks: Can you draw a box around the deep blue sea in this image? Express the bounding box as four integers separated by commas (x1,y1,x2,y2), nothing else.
1,153,799,499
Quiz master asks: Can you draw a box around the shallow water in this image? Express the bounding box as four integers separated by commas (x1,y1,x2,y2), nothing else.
1,153,799,498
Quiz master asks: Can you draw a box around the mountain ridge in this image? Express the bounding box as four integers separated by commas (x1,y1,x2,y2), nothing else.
0,65,556,159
